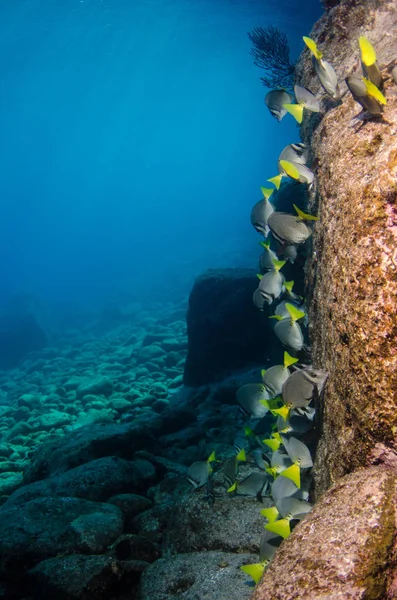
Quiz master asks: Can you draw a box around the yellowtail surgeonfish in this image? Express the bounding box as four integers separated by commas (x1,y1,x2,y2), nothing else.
345,75,386,116
278,142,309,166
236,383,271,418
281,367,329,410
227,471,269,498
187,451,217,488
271,302,306,351
259,529,283,563
359,36,383,89
303,36,340,99
268,160,301,190
265,89,293,121
268,205,318,246
250,187,275,236
283,84,321,124
255,258,286,305
261,351,299,396
258,239,278,273
264,497,312,538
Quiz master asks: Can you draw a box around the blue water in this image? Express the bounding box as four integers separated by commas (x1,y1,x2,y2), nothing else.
0,0,322,314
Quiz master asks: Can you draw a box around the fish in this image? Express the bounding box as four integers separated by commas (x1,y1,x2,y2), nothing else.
240,562,267,584
271,474,299,504
252,448,269,471
253,288,268,311
270,449,293,474
264,497,312,538
186,450,218,488
277,411,314,435
392,66,397,85
228,471,269,498
289,162,315,186
259,530,283,563
223,449,246,487
283,85,321,123
265,89,293,121
359,36,383,89
268,205,318,246
236,383,271,417
282,435,313,469
268,160,301,190
272,303,306,352
258,240,279,273
278,243,298,264
261,351,299,396
256,259,286,305
345,76,385,116
282,367,329,411
250,188,275,236
278,143,309,166
303,36,340,99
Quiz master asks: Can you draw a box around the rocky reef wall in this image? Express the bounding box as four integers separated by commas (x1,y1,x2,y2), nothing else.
298,0,397,497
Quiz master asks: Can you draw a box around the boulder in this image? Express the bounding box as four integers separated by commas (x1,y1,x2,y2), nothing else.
3,456,156,508
183,269,278,386
251,467,397,600
0,496,123,579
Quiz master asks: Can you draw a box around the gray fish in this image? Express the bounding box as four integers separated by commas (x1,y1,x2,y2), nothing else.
278,143,309,166
258,241,278,273
265,89,293,121
392,66,397,85
277,411,313,435
271,450,292,473
279,244,298,264
282,436,313,469
294,85,321,112
271,473,298,503
187,461,210,488
259,530,283,562
223,457,238,487
253,288,268,311
362,62,383,89
275,299,303,320
262,364,291,396
234,472,269,497
291,162,315,186
236,383,270,418
359,37,383,89
313,57,340,99
345,76,383,116
274,318,304,351
282,367,328,409
252,448,269,471
250,199,275,236
257,265,285,305
267,212,313,246
275,497,312,520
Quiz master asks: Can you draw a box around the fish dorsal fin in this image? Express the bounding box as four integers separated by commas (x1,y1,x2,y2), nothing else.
303,36,323,60
261,506,279,523
293,204,319,221
236,448,246,462
257,273,263,280
264,518,291,539
362,78,386,104
269,315,283,321
283,103,304,124
260,186,274,200
284,280,294,293
240,563,267,584
285,302,305,321
359,36,376,66
272,432,283,442
284,351,299,368
272,258,286,272
279,160,300,180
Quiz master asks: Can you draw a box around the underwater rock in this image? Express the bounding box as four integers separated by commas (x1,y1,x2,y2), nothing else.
184,269,277,386
76,376,113,399
2,456,156,508
107,493,153,529
295,0,397,495
23,422,161,482
165,492,269,554
251,467,397,600
110,534,160,563
0,314,47,369
0,496,123,580
28,555,133,600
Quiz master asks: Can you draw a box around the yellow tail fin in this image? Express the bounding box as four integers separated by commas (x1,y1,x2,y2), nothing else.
268,174,283,189
264,518,291,539
280,463,301,488
260,186,274,199
240,563,267,584
285,302,305,322
261,506,279,523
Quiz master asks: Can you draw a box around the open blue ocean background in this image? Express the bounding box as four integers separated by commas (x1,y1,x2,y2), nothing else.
0,0,321,317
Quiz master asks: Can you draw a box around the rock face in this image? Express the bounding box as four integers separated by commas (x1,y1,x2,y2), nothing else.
293,0,397,496
183,269,277,386
252,467,397,600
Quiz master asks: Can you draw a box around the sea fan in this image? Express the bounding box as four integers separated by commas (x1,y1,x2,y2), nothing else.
247,25,295,90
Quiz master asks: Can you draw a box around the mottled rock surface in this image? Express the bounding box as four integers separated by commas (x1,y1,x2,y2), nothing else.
183,269,277,386
295,0,397,495
252,467,397,600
